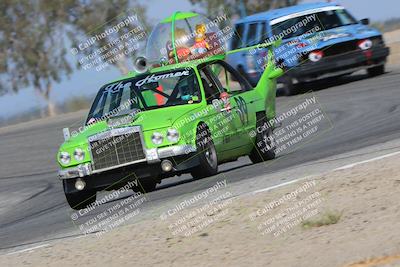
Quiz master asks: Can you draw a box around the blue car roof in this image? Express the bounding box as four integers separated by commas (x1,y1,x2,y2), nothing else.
235,2,341,24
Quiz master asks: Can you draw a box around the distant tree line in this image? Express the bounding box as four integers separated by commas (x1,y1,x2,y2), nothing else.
0,0,146,117
189,0,299,18
371,18,400,33
0,0,296,119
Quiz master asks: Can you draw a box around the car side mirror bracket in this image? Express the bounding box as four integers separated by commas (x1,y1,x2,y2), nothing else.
268,68,284,80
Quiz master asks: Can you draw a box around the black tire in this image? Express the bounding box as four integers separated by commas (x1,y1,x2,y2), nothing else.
135,178,157,193
64,187,96,210
249,114,276,163
280,76,296,96
367,64,385,77
190,124,218,179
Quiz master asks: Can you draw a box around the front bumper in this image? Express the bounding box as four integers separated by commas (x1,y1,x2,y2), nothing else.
59,144,196,179
288,46,390,81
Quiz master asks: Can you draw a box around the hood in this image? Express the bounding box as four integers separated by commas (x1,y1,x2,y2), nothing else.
310,24,381,46
275,23,382,65
288,24,380,45
132,104,202,131
60,103,201,150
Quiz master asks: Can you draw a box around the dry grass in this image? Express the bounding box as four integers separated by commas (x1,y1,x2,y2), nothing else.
302,210,342,229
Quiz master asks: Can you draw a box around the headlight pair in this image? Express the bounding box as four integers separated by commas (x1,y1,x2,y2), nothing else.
151,128,179,145
59,148,85,165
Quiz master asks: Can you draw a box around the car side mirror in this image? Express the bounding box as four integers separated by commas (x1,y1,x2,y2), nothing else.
360,18,370,25
268,68,284,80
63,127,71,141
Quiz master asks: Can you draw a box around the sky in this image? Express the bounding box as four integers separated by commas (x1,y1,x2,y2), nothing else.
0,0,399,119
302,0,400,21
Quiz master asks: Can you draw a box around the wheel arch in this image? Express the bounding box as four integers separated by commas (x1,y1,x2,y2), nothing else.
186,120,210,146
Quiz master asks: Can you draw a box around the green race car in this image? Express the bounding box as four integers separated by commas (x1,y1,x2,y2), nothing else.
57,12,283,210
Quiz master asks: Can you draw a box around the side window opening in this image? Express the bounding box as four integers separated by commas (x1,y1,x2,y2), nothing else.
208,61,251,93
246,23,259,47
260,22,268,43
231,23,245,50
199,67,222,103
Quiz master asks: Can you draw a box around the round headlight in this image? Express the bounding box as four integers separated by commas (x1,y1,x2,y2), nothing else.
59,152,71,165
73,148,85,161
308,50,323,62
166,128,180,143
151,132,163,145
358,39,372,50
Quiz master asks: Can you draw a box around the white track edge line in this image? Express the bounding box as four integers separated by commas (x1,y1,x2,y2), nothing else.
5,244,50,256
333,151,400,171
246,150,400,197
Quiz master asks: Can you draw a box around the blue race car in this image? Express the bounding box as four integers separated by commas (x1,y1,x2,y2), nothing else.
227,2,390,95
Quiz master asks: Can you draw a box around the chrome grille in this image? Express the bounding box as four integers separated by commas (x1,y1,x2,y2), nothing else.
89,127,145,170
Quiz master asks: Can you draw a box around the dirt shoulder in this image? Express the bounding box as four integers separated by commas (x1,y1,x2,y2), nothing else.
385,29,400,66
2,154,400,267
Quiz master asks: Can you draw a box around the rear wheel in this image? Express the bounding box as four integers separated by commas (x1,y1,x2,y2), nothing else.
249,114,276,163
191,124,218,179
367,64,385,77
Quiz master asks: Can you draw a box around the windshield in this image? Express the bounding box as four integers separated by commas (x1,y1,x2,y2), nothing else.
272,9,358,39
87,69,200,123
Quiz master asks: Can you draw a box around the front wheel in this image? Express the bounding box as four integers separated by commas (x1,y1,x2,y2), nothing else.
249,115,276,163
190,124,218,179
135,178,157,193
64,187,96,210
280,76,296,96
367,64,385,77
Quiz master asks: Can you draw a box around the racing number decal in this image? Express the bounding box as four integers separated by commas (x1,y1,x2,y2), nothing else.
234,96,248,125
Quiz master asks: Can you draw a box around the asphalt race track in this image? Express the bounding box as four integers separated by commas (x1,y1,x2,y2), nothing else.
1,67,400,251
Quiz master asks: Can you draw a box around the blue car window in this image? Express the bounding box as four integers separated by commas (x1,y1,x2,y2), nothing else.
245,23,259,46
231,23,245,49
272,9,358,39
260,22,268,42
